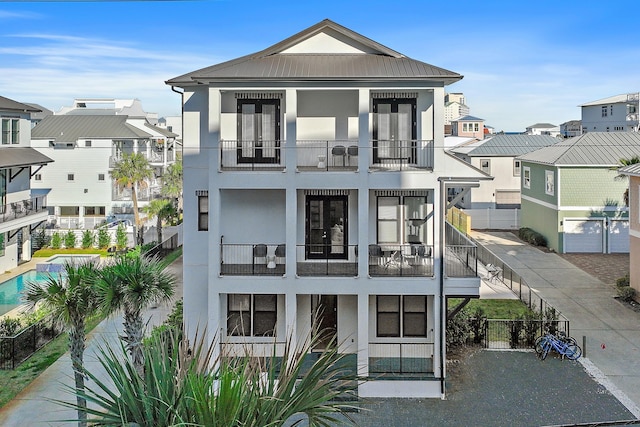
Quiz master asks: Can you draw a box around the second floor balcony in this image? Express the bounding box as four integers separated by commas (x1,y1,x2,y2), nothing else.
0,196,47,225
219,140,434,172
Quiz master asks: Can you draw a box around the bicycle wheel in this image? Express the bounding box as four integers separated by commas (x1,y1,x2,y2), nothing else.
534,336,547,356
564,342,582,360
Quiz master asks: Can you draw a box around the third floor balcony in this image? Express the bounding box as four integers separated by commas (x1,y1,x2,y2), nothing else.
219,139,434,172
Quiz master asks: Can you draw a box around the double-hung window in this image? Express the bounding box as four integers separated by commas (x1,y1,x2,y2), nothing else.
1,118,19,145
523,166,531,189
513,160,521,177
480,159,491,175
545,170,555,195
197,193,208,231
376,295,427,337
227,294,277,337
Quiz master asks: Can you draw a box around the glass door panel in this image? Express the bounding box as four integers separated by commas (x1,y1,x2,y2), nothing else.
306,196,347,259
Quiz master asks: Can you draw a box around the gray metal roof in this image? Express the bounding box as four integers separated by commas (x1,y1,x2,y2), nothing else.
144,122,178,138
0,95,40,113
526,123,556,129
517,132,640,166
32,115,152,142
0,147,53,168
618,162,640,177
580,94,631,107
466,135,558,157
167,19,462,86
452,115,484,122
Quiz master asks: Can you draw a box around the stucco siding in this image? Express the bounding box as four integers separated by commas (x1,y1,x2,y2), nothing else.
630,236,640,296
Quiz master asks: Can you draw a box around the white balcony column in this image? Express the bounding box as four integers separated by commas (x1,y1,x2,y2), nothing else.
357,293,369,379
208,291,221,361
285,187,296,276
357,89,369,173
431,87,445,172
285,291,297,351
285,89,297,171
208,88,222,276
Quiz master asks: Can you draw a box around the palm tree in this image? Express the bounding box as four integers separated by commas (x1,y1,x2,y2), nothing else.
62,324,359,426
614,156,640,206
142,198,177,243
23,260,101,427
110,152,154,245
95,253,176,375
161,158,182,209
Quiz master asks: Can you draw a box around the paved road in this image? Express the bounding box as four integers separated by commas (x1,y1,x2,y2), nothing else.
472,231,640,419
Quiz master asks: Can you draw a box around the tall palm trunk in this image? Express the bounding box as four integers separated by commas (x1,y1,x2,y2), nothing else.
69,316,87,427
123,309,145,376
156,214,162,244
131,185,143,246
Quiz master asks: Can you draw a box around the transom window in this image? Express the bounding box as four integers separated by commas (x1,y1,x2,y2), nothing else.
1,118,19,145
227,294,277,337
376,295,427,337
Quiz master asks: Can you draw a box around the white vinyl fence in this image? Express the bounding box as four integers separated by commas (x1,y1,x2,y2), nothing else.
464,208,521,230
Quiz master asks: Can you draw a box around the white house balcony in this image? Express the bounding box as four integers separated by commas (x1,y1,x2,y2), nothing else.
367,243,434,277
218,140,435,172
0,196,48,227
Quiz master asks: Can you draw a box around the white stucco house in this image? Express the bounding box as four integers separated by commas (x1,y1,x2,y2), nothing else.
525,123,560,137
0,95,53,271
580,93,639,133
166,19,488,398
449,134,558,209
30,100,178,230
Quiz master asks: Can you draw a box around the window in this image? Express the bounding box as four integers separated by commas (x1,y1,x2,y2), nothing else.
60,206,80,216
376,295,427,337
601,106,608,117
480,159,491,174
377,195,429,244
1,118,19,144
0,233,4,257
98,173,105,181
523,166,531,189
67,174,74,181
198,195,208,231
85,140,92,147
545,170,554,195
227,294,277,336
34,174,42,181
372,98,417,163
474,123,479,132
463,123,468,132
610,105,613,116
84,206,105,216
513,160,521,177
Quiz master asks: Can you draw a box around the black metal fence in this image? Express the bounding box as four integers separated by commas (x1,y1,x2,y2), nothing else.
0,317,63,370
468,318,571,350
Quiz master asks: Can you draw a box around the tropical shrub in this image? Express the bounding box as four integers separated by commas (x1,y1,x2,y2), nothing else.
469,306,487,344
50,232,62,249
0,317,21,337
616,274,630,288
81,230,94,249
115,223,127,249
446,308,471,347
97,227,111,249
518,227,547,247
508,314,524,348
64,230,77,249
523,309,542,346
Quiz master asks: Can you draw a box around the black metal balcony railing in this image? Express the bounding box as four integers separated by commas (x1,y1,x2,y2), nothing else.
219,139,434,172
368,342,434,375
368,244,434,277
444,222,478,277
220,140,285,171
0,196,47,224
295,244,358,277
220,243,286,276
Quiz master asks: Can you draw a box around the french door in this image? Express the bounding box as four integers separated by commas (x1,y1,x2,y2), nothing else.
306,195,347,260
312,295,337,351
237,99,281,164
373,98,417,163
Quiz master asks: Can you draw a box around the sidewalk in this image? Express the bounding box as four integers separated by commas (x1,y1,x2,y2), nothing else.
471,231,640,417
0,256,183,427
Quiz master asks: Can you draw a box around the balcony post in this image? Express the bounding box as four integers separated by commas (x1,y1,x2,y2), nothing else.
358,89,369,172
357,293,369,380
285,89,297,171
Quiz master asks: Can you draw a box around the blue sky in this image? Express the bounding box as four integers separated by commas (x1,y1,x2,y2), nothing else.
0,0,638,132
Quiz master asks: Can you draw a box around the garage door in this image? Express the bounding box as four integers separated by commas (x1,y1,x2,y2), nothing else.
495,190,521,208
563,219,603,253
608,220,629,253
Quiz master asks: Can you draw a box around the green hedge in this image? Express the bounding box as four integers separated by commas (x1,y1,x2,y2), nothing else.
518,227,547,247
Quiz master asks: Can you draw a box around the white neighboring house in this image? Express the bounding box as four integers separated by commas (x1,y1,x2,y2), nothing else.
580,93,640,133
449,134,558,209
167,19,488,399
525,123,560,137
0,95,53,271
30,113,178,230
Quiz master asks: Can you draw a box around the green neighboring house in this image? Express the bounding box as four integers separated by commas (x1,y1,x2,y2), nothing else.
518,132,640,253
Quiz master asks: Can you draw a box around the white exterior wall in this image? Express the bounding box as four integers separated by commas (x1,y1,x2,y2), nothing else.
581,102,634,132
468,156,520,208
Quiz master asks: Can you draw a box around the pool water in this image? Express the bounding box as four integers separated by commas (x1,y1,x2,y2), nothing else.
0,270,54,317
36,255,100,273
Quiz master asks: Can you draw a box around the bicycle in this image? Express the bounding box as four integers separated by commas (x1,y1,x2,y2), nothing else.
534,332,582,360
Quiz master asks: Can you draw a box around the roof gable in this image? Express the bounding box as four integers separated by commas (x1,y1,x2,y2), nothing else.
166,19,461,85
0,95,40,113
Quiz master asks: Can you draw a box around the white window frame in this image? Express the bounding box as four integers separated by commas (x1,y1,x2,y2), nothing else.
1,118,19,145
198,195,208,231
480,159,491,175
545,170,555,196
523,166,531,189
513,159,521,177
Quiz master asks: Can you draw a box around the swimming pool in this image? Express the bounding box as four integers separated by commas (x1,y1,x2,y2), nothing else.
36,255,101,273
0,270,52,317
